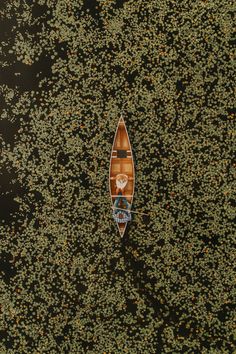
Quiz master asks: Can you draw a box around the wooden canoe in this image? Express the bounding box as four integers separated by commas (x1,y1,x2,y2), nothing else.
109,116,135,237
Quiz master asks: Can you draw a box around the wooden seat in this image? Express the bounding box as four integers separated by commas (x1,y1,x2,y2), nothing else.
110,176,134,180
111,195,133,197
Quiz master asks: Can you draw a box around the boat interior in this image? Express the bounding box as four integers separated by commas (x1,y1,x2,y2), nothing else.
110,119,134,205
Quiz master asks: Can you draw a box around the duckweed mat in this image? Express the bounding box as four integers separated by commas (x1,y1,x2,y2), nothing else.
0,1,235,353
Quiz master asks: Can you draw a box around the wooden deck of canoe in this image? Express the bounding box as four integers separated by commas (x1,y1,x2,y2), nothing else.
109,117,135,237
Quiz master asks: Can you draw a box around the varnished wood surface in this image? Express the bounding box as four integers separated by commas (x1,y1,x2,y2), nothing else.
109,117,135,236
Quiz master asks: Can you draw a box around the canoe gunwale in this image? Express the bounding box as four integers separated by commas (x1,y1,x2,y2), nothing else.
109,116,135,237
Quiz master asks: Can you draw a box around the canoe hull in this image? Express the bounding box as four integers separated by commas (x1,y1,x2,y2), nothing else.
109,116,135,237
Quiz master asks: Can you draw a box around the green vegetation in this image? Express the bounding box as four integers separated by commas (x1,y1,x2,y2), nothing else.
0,0,235,352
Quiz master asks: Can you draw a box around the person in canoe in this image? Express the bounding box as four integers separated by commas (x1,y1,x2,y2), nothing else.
113,174,131,223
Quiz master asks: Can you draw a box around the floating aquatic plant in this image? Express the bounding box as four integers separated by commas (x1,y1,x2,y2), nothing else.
0,0,235,353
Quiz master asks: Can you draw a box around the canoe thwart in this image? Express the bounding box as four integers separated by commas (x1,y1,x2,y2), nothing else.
110,177,134,180
111,195,133,197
